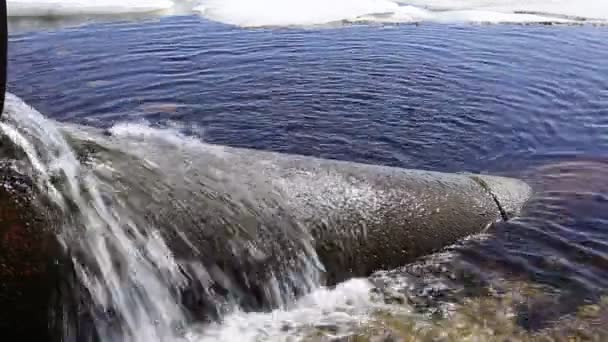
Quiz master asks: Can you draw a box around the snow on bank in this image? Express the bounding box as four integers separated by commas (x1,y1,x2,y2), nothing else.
7,0,174,17
399,0,608,21
194,0,608,27
195,0,401,27
7,0,607,25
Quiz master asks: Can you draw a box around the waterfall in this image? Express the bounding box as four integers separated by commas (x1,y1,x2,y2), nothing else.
0,93,323,341
1,93,192,340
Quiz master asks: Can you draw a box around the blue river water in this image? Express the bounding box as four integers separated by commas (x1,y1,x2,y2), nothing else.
8,17,608,173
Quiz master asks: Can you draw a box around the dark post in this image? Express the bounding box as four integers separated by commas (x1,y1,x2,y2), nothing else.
0,0,6,116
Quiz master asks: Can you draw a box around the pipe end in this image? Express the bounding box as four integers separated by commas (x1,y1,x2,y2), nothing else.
469,174,532,220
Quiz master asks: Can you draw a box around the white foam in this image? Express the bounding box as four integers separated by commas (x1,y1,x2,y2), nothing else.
8,0,174,17
1,93,191,341
188,278,393,341
194,0,608,27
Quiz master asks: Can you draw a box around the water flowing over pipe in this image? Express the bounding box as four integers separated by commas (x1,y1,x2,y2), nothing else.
0,95,533,339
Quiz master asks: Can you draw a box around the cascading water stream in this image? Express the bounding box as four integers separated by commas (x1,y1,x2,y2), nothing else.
1,93,192,341
0,93,324,341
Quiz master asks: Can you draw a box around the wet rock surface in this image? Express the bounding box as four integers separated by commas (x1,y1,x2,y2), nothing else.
0,161,63,340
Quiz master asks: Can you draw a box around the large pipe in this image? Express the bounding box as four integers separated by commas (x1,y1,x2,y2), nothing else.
6,122,531,337
0,107,532,339
66,124,532,298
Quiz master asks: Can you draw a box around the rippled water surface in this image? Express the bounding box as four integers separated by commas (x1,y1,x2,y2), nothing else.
9,17,608,171
6,15,608,340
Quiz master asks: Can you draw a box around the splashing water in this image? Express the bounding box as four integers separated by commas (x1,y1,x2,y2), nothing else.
0,93,334,341
0,92,401,341
189,278,385,341
1,93,192,341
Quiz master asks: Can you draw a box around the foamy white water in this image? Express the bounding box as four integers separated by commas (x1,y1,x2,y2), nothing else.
1,93,190,341
7,0,174,16
1,95,332,341
189,278,389,341
194,0,608,27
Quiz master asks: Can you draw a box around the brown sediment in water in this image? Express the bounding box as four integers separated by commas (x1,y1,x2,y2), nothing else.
304,282,608,341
